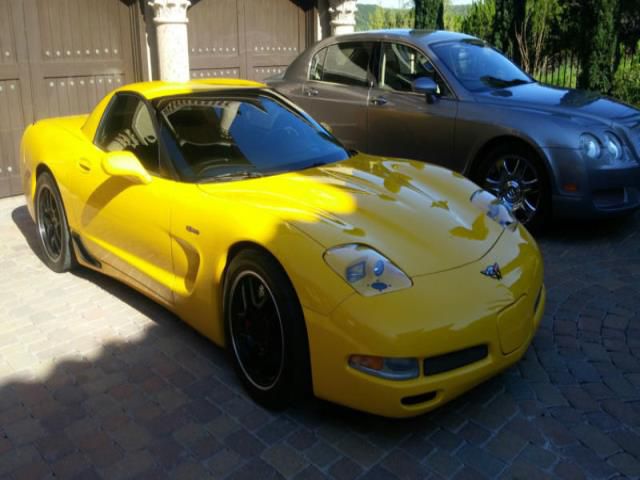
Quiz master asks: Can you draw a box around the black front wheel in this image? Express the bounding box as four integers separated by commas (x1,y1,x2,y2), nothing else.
475,144,550,231
224,249,311,409
35,172,76,272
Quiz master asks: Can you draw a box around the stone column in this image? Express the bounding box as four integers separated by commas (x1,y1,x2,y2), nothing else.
148,0,191,82
328,0,356,36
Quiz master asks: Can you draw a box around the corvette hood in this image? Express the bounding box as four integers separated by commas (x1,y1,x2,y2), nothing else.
198,154,504,277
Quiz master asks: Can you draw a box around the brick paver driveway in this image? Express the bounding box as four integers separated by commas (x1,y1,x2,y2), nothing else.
1,195,639,479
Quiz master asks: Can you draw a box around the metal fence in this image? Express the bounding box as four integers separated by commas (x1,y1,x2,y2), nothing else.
531,50,635,88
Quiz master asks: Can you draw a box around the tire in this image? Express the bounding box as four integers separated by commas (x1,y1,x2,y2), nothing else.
35,171,76,273
473,143,551,232
223,248,311,409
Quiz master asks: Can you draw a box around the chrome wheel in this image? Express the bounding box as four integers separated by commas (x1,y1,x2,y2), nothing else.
483,154,541,224
37,185,63,262
229,271,285,391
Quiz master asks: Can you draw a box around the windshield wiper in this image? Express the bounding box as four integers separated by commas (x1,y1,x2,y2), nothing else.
481,76,532,88
197,170,264,183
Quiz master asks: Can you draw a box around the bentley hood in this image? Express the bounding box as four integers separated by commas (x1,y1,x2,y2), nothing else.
198,154,504,277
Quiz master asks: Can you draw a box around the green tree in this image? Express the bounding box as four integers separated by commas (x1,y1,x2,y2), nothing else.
492,0,526,63
369,5,387,29
460,0,496,41
575,0,621,92
414,0,444,29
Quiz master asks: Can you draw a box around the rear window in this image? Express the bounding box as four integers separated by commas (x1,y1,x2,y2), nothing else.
319,43,373,87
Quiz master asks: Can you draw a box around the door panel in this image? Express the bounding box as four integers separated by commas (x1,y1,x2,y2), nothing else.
0,0,33,197
368,42,458,165
297,42,374,152
367,91,457,164
299,80,370,152
188,0,310,81
0,0,140,200
69,148,174,304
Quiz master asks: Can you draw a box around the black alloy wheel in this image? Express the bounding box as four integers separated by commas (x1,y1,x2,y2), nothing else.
229,271,285,390
35,172,76,272
224,249,311,409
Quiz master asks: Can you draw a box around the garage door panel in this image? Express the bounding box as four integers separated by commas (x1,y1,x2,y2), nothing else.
0,0,139,199
189,0,244,78
188,0,309,81
0,79,26,196
40,74,125,118
190,68,241,80
0,1,17,66
35,0,128,65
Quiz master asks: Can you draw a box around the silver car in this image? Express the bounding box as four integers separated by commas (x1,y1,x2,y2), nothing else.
269,29,640,228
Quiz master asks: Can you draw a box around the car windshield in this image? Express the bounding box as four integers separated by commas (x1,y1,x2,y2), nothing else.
432,40,532,92
156,92,350,182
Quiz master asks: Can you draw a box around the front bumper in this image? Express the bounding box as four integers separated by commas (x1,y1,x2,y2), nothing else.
305,227,545,417
546,147,640,219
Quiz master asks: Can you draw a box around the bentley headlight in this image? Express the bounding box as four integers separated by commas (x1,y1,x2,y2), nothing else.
603,132,629,166
323,244,412,296
579,133,601,159
470,190,517,228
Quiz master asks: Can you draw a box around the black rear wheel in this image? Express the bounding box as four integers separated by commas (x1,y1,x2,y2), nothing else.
35,172,76,272
224,249,311,409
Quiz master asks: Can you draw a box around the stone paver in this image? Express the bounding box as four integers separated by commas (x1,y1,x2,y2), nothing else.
1,195,640,479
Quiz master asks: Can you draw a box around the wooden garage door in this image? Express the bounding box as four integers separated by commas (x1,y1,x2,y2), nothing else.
188,0,312,82
0,0,139,199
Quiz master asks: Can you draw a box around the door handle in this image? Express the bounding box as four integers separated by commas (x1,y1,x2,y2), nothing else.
371,96,388,106
305,87,319,97
78,157,92,172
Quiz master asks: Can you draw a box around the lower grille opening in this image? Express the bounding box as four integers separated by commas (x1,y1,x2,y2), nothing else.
401,391,436,406
423,345,489,376
593,188,627,208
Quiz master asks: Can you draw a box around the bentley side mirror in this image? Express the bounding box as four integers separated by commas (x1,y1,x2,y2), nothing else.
102,151,152,185
412,77,438,104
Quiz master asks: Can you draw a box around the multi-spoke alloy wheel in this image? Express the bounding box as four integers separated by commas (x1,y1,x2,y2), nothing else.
229,271,284,390
37,185,63,262
224,249,311,409
35,172,75,272
483,154,540,225
475,144,550,230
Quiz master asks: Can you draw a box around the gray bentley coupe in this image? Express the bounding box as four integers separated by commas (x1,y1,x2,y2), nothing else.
268,29,640,228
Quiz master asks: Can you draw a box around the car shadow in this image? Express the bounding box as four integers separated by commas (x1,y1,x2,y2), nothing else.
10,205,461,427
541,210,640,243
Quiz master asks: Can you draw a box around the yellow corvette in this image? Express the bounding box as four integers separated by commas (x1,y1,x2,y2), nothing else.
20,79,544,417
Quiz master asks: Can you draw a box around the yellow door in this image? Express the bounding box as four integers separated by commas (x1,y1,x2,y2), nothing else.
67,93,174,305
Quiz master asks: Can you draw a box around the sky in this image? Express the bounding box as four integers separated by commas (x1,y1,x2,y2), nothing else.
357,0,473,7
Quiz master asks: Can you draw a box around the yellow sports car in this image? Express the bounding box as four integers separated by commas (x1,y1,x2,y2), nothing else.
20,79,544,417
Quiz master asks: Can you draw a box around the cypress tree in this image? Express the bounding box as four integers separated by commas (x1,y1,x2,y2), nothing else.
576,0,620,92
492,0,526,64
414,0,444,30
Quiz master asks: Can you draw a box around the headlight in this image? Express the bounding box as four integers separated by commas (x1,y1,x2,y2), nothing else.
323,244,412,296
470,190,517,228
580,133,601,159
603,132,630,166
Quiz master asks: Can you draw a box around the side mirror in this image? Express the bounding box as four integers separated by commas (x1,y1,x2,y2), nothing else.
412,77,438,104
102,151,152,185
320,121,333,134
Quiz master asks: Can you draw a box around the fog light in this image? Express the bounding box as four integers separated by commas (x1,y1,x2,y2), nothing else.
349,355,419,380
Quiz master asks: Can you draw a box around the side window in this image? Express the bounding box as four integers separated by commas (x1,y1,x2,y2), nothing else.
309,48,327,81
322,43,372,87
95,94,160,173
380,43,450,96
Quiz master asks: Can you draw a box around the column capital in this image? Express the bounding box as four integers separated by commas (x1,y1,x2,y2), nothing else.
148,0,191,25
328,0,356,36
